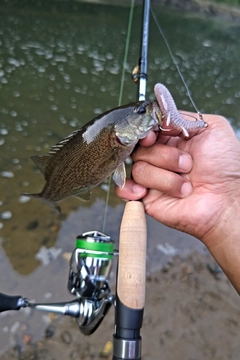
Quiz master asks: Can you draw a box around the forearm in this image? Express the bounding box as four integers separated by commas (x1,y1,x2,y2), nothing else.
203,200,240,294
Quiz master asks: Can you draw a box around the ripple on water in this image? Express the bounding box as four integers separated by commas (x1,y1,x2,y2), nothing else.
18,195,30,204
0,211,12,220
1,171,14,178
0,129,8,135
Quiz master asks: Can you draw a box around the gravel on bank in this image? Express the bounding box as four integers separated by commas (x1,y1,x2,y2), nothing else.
1,252,240,360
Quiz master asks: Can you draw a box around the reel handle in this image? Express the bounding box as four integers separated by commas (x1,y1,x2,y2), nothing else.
0,292,25,312
113,201,147,360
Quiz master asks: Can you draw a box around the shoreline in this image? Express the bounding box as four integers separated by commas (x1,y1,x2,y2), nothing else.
168,0,240,22
107,0,240,22
1,251,240,360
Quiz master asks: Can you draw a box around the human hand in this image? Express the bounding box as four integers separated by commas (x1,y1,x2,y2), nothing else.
117,112,240,293
116,113,240,246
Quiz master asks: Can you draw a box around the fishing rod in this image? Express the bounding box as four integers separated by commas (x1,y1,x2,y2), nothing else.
138,0,150,101
0,2,151,358
112,1,150,359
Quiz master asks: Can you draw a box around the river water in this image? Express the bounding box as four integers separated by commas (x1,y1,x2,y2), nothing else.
0,0,239,353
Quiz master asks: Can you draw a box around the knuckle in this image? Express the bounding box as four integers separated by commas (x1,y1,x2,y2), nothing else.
132,161,149,182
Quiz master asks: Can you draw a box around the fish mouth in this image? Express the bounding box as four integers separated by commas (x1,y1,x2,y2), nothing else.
150,101,163,130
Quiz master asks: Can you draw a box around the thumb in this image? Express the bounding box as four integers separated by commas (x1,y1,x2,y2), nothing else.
116,179,147,201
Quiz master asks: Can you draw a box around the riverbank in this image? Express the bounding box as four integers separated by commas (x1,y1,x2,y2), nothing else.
1,252,240,360
164,0,240,22
109,0,240,22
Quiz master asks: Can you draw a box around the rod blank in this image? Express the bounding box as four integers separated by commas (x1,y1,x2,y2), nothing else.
138,0,150,101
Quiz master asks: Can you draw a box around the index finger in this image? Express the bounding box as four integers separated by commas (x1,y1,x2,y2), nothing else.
139,130,157,147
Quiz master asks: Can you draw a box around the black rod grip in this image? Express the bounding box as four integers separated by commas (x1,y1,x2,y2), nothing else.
113,295,142,359
114,295,143,339
0,292,22,312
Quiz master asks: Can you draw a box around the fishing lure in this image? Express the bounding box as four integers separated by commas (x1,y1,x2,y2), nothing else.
154,83,208,137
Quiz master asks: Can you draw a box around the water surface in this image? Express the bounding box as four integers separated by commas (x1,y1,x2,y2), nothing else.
0,0,239,352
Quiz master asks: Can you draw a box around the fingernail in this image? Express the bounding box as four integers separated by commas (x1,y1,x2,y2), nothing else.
132,184,146,194
179,155,192,172
181,182,193,197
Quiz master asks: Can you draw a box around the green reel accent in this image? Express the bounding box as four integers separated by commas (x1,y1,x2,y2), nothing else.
76,239,114,259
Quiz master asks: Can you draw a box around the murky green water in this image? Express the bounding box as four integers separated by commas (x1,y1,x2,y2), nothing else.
0,0,239,351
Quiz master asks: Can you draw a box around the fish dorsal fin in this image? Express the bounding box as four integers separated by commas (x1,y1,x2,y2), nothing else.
47,129,80,156
31,155,51,174
112,162,126,189
31,130,81,175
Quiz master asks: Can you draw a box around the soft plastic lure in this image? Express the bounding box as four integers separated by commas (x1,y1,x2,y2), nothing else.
154,83,208,137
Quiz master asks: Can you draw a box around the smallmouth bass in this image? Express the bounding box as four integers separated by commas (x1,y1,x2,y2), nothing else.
24,101,161,214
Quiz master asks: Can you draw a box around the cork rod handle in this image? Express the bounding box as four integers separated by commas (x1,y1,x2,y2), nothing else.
117,201,147,309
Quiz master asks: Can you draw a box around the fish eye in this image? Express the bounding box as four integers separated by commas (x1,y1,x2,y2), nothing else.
137,105,146,114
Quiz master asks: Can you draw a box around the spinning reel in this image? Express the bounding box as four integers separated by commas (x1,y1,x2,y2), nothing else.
0,230,117,336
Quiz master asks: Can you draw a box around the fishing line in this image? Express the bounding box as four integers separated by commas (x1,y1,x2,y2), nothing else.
102,0,135,233
150,7,202,118
118,0,135,107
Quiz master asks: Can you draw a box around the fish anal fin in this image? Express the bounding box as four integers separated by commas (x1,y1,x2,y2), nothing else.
112,163,126,189
22,192,62,216
75,190,91,202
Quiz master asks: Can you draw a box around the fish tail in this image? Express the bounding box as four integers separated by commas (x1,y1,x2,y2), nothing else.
22,193,62,215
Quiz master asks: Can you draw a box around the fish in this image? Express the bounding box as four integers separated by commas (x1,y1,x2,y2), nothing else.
24,101,161,214
154,83,208,137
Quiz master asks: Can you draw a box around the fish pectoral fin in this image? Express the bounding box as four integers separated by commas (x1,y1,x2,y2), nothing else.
112,163,126,189
75,190,91,202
